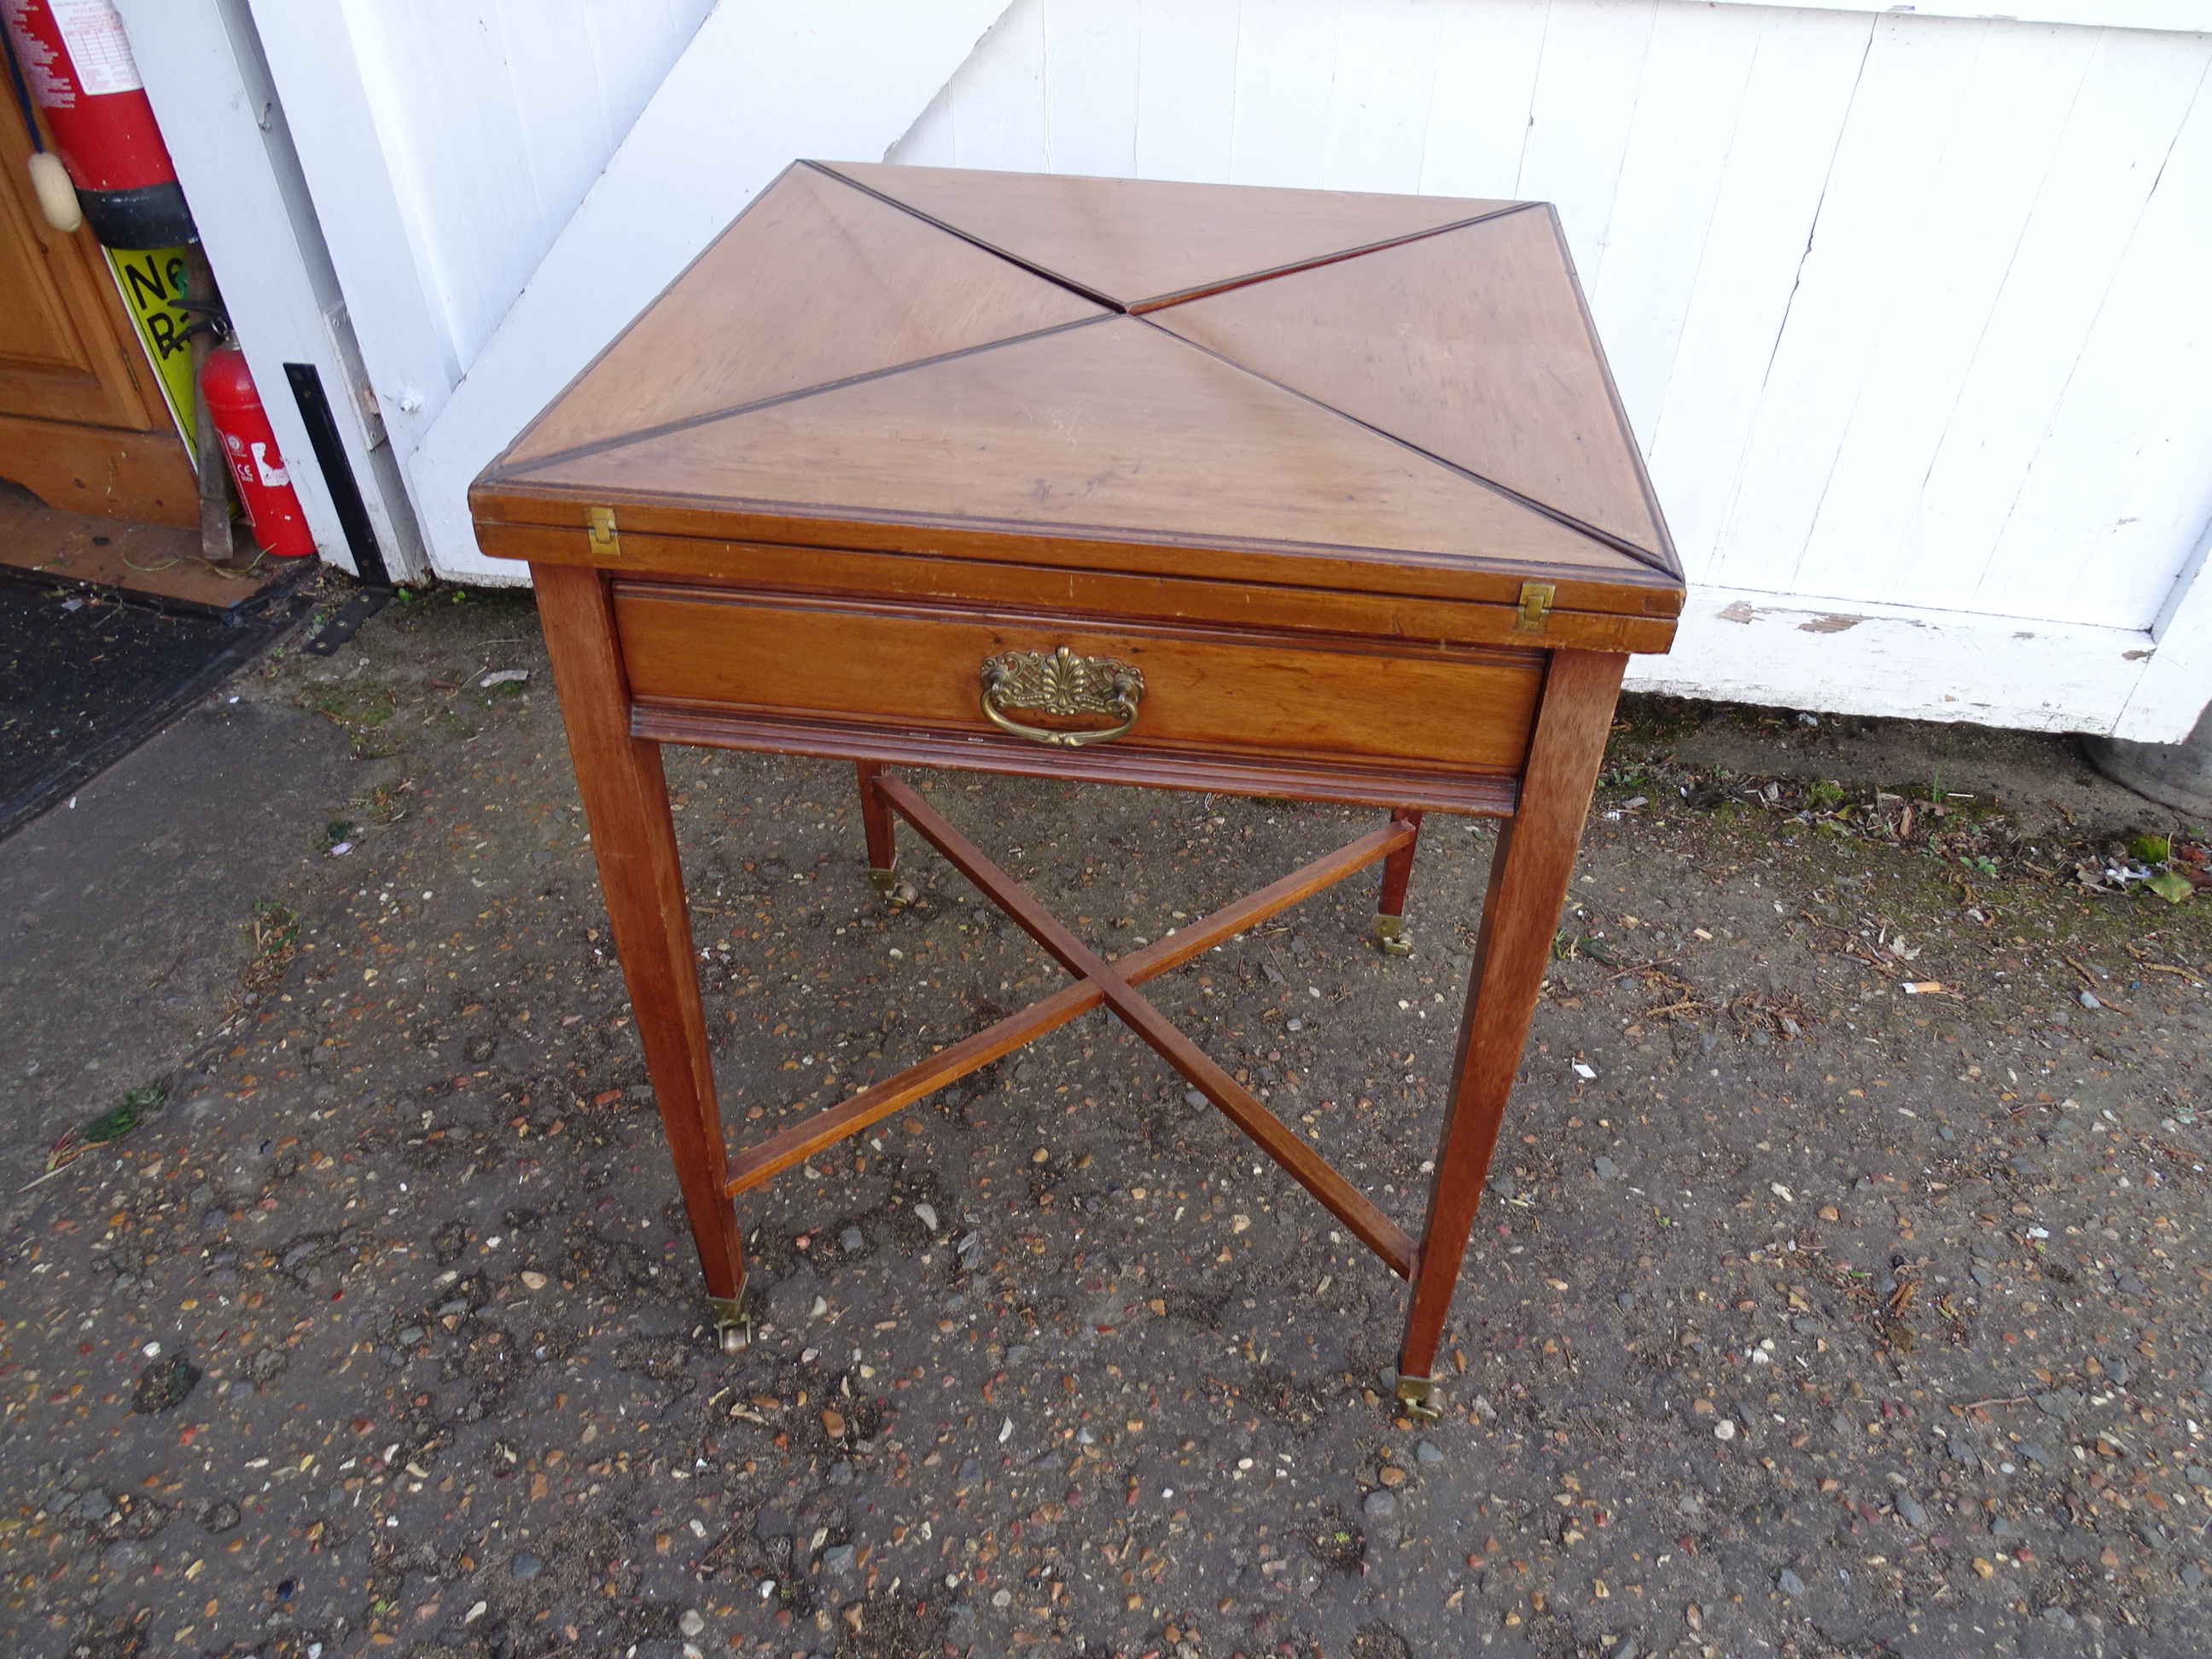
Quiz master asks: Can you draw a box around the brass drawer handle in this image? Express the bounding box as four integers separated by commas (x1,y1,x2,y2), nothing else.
980,646,1144,748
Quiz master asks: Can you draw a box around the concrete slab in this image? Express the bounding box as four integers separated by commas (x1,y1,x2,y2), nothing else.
0,696,362,1156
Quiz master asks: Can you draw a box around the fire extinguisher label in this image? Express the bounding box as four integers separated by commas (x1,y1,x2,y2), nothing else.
46,0,140,96
250,443,290,489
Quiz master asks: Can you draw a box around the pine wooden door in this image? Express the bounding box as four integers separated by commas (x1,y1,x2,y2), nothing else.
0,96,195,527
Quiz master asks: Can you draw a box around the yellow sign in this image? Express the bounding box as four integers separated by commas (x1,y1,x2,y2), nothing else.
104,246,195,448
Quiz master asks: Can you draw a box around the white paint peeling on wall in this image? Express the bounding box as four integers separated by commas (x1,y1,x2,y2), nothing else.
1632,585,2154,734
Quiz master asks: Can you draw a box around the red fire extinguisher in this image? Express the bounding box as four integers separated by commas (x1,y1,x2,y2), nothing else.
3,0,192,247
201,346,315,558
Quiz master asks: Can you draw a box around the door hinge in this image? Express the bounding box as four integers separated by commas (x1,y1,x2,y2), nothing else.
585,506,620,557
1515,581,1556,633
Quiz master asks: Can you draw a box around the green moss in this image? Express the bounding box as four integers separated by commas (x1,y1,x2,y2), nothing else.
301,682,395,730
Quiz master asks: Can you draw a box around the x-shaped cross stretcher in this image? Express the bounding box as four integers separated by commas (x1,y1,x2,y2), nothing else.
717,766,1456,1400
728,770,1419,1271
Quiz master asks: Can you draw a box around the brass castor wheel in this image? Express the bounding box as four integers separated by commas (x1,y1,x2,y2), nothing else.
708,1284,750,1353
1389,1369,1442,1422
1373,915,1412,957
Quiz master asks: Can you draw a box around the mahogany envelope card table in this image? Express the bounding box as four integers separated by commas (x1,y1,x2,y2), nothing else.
469,160,1682,1414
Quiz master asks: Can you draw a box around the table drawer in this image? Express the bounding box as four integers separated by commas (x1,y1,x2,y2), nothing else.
614,583,1544,777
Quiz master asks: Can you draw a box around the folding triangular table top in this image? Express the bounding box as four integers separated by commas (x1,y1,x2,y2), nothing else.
475,160,1681,626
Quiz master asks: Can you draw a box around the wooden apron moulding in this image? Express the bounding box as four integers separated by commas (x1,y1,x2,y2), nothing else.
469,160,1682,1410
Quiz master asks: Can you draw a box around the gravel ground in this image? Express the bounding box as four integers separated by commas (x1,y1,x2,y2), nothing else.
3,586,2209,1659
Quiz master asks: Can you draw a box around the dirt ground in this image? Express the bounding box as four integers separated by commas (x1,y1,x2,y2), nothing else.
3,585,2208,1659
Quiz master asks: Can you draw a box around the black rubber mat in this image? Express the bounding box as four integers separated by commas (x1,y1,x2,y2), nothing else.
0,565,317,841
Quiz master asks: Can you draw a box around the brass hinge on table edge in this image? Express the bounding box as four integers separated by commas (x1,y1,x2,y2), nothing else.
1515,581,1555,633
585,505,620,557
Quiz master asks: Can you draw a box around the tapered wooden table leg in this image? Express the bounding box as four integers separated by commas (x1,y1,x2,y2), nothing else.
857,760,899,895
532,563,751,1342
1394,650,1625,1413
1372,808,1423,955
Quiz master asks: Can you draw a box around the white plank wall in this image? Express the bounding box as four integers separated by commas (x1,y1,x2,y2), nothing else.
895,0,2212,736
250,0,715,488
331,0,714,375
396,0,1015,587
224,0,2209,734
